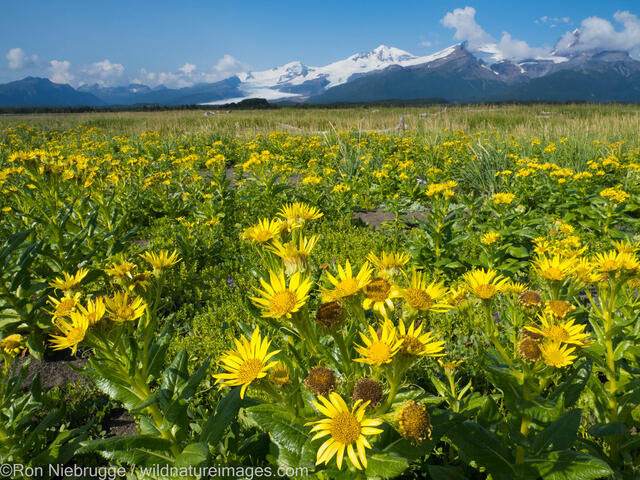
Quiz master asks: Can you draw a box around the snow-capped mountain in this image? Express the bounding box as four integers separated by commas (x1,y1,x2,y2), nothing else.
4,41,640,106
209,45,460,104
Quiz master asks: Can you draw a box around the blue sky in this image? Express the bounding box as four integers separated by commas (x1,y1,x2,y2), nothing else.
2,1,639,87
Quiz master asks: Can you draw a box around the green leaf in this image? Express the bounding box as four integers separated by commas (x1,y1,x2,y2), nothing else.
446,420,516,480
476,395,501,427
507,245,529,258
147,319,173,378
364,452,409,479
79,434,172,460
161,349,189,395
174,442,209,467
245,404,315,469
427,465,469,480
200,387,242,445
524,451,613,480
179,356,211,401
531,409,581,455
549,360,592,408
92,371,143,411
587,422,628,437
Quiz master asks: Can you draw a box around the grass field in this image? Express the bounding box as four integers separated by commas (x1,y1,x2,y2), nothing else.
3,103,640,139
1,105,639,479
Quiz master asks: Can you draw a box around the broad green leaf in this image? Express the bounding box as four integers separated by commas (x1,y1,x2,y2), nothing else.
200,387,242,445
549,360,592,408
427,465,469,480
446,420,516,480
587,422,628,437
524,451,613,480
364,452,409,479
174,442,209,467
531,409,581,455
245,403,315,469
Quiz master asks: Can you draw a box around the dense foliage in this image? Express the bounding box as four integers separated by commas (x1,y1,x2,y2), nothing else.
1,119,639,479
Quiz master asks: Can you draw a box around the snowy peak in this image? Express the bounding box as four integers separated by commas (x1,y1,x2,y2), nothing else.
238,61,309,86
552,29,581,55
349,45,416,63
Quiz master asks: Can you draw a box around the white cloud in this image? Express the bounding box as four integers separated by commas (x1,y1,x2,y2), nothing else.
555,11,640,57
83,59,125,86
48,60,74,84
178,62,197,75
536,16,570,27
6,48,39,70
420,40,433,47
497,33,550,60
441,7,493,49
441,6,550,61
132,55,249,88
209,54,249,79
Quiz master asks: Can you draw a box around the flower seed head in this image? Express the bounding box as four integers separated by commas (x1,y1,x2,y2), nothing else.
352,378,383,407
304,366,337,395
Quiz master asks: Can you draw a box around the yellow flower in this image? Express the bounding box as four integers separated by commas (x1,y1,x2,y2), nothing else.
362,277,400,318
269,361,290,386
105,292,146,322
77,297,106,326
600,186,630,203
397,319,445,357
438,358,464,374
544,300,576,319
140,250,181,274
355,322,403,366
398,270,450,313
504,281,527,295
534,255,576,282
306,392,383,470
278,202,323,224
266,235,319,273
320,260,373,302
49,268,89,294
241,218,281,243
482,232,501,245
525,315,590,346
462,268,509,300
250,270,312,319
0,334,26,357
105,260,136,279
366,251,410,274
540,342,577,368
47,292,81,318
612,240,638,254
425,180,457,198
49,312,89,355
492,193,516,205
572,257,601,283
593,250,640,276
213,327,280,398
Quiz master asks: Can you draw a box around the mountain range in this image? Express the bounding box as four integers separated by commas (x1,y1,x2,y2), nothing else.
2,39,640,107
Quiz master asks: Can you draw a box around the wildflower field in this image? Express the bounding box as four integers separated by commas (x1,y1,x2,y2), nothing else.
1,105,640,479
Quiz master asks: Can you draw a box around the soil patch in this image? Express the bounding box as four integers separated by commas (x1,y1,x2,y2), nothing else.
104,409,137,437
17,351,87,391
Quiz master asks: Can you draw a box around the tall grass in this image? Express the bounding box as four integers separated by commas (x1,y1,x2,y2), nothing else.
2,104,639,141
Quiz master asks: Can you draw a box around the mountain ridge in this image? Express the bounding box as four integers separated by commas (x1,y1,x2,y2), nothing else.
2,42,640,106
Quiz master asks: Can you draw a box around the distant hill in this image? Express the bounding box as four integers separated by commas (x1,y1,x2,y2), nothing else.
79,77,244,105
0,77,103,107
